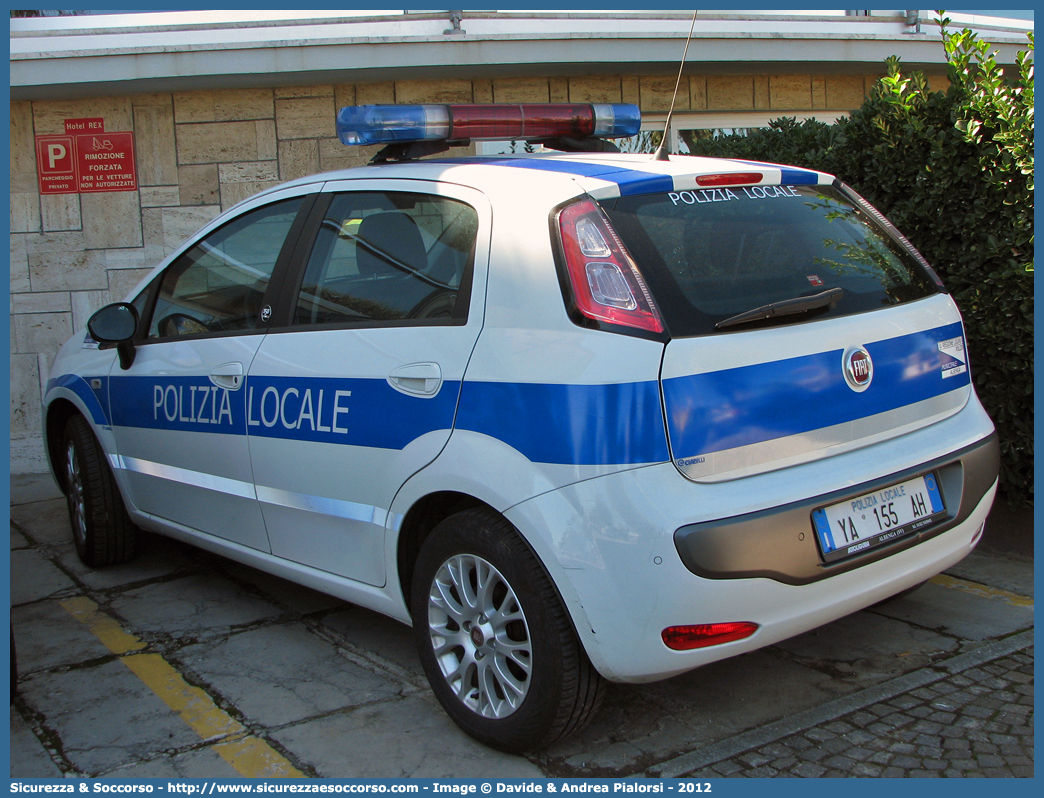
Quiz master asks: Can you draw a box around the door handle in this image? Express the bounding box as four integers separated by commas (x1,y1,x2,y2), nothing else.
388,363,443,397
210,362,244,391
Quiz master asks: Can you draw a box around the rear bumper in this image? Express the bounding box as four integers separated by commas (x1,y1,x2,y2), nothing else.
638,481,995,681
673,431,999,585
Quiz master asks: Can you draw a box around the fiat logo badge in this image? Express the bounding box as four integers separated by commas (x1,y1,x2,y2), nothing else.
843,347,874,392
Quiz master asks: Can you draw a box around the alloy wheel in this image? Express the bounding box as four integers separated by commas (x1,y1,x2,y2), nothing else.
65,440,87,549
427,553,533,719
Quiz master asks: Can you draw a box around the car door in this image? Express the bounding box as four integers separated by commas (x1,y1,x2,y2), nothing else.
107,187,317,550
245,180,489,585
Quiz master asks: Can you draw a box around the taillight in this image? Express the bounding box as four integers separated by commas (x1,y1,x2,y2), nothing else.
558,198,665,334
661,622,759,651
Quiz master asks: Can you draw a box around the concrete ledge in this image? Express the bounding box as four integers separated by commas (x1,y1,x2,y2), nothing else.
11,11,1030,101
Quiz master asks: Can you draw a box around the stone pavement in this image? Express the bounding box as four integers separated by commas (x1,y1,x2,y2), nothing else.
10,473,1034,779
649,639,1033,778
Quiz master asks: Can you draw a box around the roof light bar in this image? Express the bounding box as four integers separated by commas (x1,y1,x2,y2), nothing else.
337,104,641,147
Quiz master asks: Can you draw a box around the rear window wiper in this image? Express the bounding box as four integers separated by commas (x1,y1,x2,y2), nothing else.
714,287,844,331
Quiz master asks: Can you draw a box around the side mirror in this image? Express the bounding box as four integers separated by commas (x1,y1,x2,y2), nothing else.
87,303,139,370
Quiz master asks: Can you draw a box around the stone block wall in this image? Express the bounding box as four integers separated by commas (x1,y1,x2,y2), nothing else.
9,70,886,473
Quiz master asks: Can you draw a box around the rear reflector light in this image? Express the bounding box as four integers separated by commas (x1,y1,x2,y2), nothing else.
695,172,763,186
558,199,665,334
337,103,641,146
971,522,985,545
662,622,759,650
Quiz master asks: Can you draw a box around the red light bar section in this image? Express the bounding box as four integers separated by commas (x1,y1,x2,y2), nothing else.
661,622,759,650
450,104,596,141
695,173,764,186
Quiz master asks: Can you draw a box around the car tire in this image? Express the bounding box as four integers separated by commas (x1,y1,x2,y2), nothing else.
411,507,604,752
62,414,138,567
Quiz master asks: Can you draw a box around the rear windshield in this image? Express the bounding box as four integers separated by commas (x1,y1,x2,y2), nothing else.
601,183,940,337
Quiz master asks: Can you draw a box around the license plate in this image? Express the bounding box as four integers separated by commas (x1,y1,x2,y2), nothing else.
811,473,945,563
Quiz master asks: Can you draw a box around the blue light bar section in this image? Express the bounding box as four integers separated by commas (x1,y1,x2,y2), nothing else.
592,103,641,138
337,105,448,146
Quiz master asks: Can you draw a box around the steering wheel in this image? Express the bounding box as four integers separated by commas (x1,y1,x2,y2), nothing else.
158,313,209,338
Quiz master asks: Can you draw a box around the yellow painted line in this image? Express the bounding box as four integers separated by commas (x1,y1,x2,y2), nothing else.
121,653,246,739
61,596,147,656
214,736,306,779
61,596,303,778
929,574,1034,608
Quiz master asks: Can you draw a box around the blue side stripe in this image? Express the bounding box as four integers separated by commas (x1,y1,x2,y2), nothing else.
663,322,969,458
111,376,248,435
47,374,110,426
456,380,669,466
108,375,460,450
71,323,964,470
100,372,668,466
245,376,460,449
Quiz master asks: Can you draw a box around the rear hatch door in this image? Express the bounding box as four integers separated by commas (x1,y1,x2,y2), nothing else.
600,174,971,482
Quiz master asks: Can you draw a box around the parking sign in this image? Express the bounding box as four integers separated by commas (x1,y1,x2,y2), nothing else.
35,135,77,194
35,124,138,195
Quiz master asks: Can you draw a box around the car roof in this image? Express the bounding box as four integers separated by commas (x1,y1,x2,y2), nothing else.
249,151,835,205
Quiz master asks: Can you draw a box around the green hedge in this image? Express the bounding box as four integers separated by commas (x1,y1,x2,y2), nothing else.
685,26,1034,505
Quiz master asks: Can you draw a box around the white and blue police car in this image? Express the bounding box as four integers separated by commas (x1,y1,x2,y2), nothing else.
43,103,999,752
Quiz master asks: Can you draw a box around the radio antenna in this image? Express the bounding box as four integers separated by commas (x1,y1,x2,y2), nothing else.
652,10,698,162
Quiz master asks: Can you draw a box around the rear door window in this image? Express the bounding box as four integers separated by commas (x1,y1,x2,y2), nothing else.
602,184,940,337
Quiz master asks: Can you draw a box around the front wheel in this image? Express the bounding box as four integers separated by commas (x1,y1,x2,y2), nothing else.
411,508,604,752
62,414,138,567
